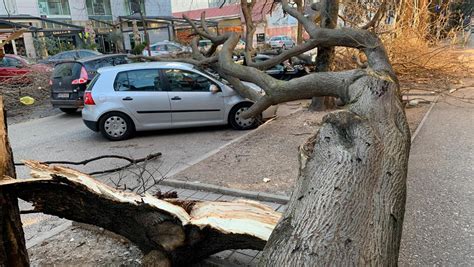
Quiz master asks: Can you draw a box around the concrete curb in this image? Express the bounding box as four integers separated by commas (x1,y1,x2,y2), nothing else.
160,178,290,204
411,94,440,143
26,221,72,249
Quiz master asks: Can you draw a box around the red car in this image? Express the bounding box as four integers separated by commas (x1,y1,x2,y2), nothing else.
0,54,52,84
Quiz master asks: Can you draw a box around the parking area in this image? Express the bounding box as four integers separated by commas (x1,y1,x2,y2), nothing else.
8,112,249,242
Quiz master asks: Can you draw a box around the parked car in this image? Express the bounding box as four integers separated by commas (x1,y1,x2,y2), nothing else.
50,54,130,114
268,35,295,50
0,54,52,84
199,39,244,52
39,49,102,65
249,54,308,80
82,62,278,141
143,41,191,57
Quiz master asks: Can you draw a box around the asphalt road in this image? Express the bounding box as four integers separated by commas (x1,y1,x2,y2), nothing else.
8,112,247,244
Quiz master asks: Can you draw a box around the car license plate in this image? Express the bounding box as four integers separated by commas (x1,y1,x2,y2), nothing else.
57,93,69,99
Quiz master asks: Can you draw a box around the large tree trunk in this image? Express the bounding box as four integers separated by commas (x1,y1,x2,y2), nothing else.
0,97,29,266
309,0,339,111
260,74,411,265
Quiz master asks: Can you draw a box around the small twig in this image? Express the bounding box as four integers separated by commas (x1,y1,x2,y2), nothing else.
15,153,162,176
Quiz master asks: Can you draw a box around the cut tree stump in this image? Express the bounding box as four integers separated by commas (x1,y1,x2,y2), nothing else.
0,161,281,266
0,96,29,266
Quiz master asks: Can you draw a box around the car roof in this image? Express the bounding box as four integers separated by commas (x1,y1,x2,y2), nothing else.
75,53,127,63
150,41,181,46
98,61,196,73
56,49,101,54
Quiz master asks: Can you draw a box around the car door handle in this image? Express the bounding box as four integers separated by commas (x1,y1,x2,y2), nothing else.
171,96,181,100
122,97,133,101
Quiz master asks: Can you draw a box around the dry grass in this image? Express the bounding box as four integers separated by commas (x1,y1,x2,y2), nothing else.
335,0,472,85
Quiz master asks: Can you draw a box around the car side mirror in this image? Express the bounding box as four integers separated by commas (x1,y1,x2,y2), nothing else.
210,84,220,94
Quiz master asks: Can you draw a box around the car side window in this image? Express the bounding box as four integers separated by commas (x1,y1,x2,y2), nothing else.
79,51,94,58
114,69,163,92
2,57,21,67
166,45,179,52
163,69,213,92
151,45,166,52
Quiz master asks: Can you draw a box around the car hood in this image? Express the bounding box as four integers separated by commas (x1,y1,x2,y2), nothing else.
241,81,265,95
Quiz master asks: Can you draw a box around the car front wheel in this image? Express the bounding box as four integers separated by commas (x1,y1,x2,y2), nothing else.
99,112,134,141
228,103,262,130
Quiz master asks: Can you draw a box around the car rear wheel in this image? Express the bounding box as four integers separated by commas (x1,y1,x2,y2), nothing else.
59,108,78,114
228,103,262,130
99,112,134,141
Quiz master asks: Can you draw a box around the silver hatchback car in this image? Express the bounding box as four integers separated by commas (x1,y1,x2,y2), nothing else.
82,62,277,141
268,36,295,49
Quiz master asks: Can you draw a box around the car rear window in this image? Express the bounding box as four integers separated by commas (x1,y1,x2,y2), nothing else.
52,62,81,78
84,56,129,72
86,73,100,91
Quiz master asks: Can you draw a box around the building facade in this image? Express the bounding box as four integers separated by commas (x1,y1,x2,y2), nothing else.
171,0,303,46
0,0,172,58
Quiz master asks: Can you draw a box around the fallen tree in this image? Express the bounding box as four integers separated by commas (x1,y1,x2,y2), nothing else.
1,0,411,266
2,161,280,266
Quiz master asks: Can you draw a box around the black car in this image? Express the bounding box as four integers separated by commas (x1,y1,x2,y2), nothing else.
39,49,102,65
50,54,130,113
247,54,309,81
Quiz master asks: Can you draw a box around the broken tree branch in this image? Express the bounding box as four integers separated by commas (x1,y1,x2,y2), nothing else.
1,161,280,266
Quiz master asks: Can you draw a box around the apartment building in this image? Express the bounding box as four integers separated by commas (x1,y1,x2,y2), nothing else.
0,0,172,58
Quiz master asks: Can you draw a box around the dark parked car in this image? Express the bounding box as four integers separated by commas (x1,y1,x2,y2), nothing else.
39,49,102,65
250,54,308,80
50,54,130,113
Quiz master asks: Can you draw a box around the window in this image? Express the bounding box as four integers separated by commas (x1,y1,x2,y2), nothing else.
151,44,166,52
78,51,97,58
124,0,146,15
38,0,71,16
0,57,22,67
166,45,180,52
114,70,163,91
208,0,238,8
53,63,81,78
86,0,112,16
164,69,212,92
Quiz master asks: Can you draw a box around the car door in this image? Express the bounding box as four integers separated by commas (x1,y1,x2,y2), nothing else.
162,68,225,127
114,69,171,129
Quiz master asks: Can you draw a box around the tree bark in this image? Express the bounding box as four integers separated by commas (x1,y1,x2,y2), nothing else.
1,161,280,266
260,73,411,265
0,96,29,266
309,0,339,111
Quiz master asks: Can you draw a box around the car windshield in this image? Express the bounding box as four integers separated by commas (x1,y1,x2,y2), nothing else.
195,66,229,85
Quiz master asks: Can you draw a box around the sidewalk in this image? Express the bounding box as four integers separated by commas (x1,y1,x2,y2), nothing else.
399,87,474,265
